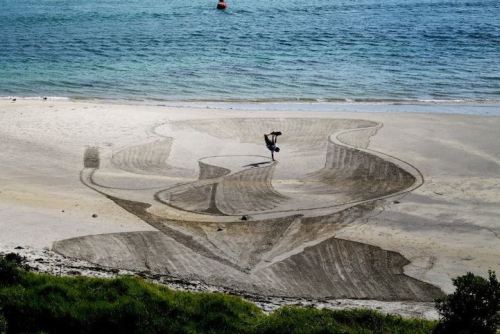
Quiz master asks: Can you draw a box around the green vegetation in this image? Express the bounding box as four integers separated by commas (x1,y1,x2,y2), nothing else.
0,312,6,334
434,270,499,334
254,307,434,334
0,254,436,333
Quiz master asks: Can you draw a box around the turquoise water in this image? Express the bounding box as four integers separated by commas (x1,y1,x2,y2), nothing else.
1,0,499,102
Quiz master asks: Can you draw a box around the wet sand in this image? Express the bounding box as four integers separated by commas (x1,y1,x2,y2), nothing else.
1,99,499,318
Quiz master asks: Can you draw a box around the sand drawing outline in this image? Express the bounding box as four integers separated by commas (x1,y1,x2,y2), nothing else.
66,118,443,302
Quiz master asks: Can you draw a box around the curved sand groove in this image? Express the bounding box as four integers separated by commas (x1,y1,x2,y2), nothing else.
88,170,182,191
301,134,416,198
156,155,287,216
198,160,230,180
163,184,220,214
216,163,287,214
290,122,421,208
81,144,191,193
81,166,181,194
256,237,440,300
336,123,382,149
111,139,187,176
329,125,424,194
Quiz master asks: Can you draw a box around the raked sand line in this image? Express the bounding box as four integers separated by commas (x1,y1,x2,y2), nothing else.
156,155,287,216
111,139,174,176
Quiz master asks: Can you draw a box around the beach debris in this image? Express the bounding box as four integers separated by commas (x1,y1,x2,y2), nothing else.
92,213,98,218
240,215,248,221
67,270,81,276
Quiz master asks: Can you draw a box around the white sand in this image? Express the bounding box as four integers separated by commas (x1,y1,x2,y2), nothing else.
1,99,499,317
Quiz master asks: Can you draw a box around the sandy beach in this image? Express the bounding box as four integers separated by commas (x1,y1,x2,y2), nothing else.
1,99,499,319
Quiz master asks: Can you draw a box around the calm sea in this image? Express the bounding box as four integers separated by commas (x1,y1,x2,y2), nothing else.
1,0,499,103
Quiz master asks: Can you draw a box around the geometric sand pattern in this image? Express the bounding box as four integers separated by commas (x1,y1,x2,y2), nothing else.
57,118,441,301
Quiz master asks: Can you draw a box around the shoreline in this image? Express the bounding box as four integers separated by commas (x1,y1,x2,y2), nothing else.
1,96,500,116
1,99,498,321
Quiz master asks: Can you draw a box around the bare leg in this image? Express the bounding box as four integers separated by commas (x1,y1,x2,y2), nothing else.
264,134,273,146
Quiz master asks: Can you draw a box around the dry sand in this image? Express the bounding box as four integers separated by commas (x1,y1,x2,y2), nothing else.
1,99,499,319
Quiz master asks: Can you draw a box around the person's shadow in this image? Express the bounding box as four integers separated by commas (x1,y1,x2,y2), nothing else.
242,161,272,168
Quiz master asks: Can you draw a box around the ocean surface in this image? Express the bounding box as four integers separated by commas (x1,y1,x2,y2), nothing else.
1,0,499,103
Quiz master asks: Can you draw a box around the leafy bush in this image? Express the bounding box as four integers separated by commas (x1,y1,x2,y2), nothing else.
0,310,6,334
0,254,25,286
2,254,25,267
434,270,500,334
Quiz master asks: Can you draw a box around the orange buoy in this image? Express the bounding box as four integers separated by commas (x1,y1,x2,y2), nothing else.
217,0,227,9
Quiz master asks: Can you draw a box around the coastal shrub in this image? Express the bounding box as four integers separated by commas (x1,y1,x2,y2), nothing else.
253,306,348,333
0,310,6,334
0,255,437,333
254,307,435,334
329,308,436,333
2,254,24,267
434,270,500,334
0,254,24,285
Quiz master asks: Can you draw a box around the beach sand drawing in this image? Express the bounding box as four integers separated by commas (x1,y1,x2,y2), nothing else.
2,100,499,318
54,118,443,301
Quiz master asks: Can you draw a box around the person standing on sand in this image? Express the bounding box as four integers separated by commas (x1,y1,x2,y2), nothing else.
264,131,281,161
